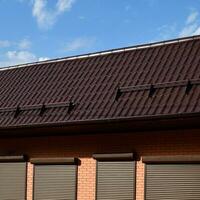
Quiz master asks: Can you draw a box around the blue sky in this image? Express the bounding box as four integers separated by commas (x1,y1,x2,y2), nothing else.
0,0,200,67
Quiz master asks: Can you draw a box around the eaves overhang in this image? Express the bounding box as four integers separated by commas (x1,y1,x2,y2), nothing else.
0,112,199,137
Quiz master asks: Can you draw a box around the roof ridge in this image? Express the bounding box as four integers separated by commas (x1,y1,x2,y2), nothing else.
1,34,200,71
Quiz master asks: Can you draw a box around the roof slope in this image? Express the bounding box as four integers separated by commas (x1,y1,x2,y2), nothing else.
0,36,199,128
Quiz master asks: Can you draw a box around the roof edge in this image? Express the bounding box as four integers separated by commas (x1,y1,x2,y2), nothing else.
0,111,199,130
1,34,200,71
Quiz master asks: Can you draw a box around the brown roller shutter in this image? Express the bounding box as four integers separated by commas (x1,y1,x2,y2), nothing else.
0,162,26,200
96,161,135,200
145,164,200,200
34,165,77,200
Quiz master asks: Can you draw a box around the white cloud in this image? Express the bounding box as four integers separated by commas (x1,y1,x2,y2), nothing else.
186,11,198,24
157,23,177,40
156,10,200,41
18,38,32,49
179,23,198,37
0,50,37,67
0,50,50,68
0,38,31,49
56,0,75,12
0,40,11,48
179,10,200,37
6,51,36,62
38,57,49,61
193,27,200,35
0,37,49,68
63,37,95,52
32,0,76,29
32,0,53,29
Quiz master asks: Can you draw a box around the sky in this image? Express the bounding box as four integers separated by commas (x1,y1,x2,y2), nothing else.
0,0,200,68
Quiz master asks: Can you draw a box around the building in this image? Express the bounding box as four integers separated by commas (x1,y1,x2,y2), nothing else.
0,35,200,200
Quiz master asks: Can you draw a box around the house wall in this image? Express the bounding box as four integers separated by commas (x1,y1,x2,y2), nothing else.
0,128,200,200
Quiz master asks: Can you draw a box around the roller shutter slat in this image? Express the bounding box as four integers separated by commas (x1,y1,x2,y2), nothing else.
146,164,200,200
0,162,26,200
97,161,135,200
34,165,77,200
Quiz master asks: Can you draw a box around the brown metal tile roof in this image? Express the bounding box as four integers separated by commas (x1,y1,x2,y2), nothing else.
0,35,199,128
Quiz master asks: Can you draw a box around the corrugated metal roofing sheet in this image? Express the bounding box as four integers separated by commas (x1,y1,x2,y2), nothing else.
0,36,199,127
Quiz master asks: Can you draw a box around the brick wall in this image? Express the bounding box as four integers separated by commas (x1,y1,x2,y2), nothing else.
27,163,33,200
0,128,200,200
77,158,96,200
136,160,145,200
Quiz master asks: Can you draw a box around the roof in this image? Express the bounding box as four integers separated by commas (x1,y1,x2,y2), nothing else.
0,35,199,129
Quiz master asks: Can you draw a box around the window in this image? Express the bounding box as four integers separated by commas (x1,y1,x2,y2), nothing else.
94,153,135,200
32,158,77,200
0,156,26,200
143,156,200,200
